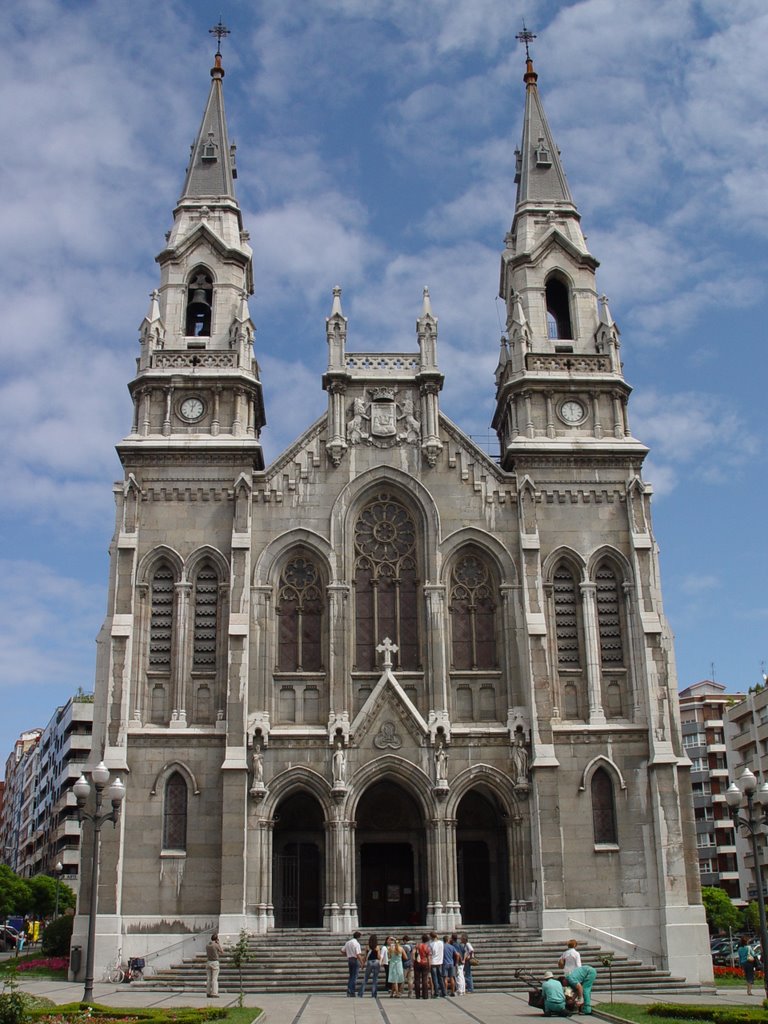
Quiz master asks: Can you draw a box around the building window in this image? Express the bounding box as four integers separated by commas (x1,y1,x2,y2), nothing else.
449,550,498,670
353,495,420,671
553,563,581,668
545,276,572,340
192,565,219,672
595,563,625,667
277,555,323,672
591,768,618,845
149,564,174,671
163,772,187,851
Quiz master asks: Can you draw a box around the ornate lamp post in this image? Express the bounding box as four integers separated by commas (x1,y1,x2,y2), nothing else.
53,861,63,918
73,762,126,1004
726,768,768,998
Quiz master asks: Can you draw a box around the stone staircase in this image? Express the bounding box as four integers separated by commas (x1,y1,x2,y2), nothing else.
139,926,704,995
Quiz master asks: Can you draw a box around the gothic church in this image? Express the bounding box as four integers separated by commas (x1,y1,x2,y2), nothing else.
79,45,711,984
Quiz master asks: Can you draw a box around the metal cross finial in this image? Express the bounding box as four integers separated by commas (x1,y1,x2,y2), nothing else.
376,637,399,669
209,18,231,56
515,21,537,60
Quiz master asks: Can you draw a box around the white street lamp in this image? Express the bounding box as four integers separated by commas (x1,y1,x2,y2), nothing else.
727,769,768,999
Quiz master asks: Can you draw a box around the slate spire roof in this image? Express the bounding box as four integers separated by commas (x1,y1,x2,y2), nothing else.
514,58,575,210
179,53,237,202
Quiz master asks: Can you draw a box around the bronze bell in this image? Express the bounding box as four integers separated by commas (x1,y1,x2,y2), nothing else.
190,287,210,307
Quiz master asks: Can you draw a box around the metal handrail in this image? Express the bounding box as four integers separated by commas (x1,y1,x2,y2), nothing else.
567,918,664,969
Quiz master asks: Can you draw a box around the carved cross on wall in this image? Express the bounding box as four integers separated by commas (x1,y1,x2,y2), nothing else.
376,637,398,669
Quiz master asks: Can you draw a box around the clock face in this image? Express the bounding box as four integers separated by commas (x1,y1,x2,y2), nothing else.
179,397,205,422
560,399,585,424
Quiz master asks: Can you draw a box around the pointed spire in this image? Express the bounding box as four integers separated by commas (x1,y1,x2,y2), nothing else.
494,335,509,386
513,54,574,211
144,289,161,325
421,286,433,318
179,49,237,202
330,285,344,319
598,294,614,328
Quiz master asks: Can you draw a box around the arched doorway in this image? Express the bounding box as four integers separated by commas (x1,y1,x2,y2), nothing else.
456,789,510,924
356,780,426,926
273,792,324,927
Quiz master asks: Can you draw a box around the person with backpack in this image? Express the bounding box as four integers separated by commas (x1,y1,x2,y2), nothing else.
413,933,432,999
401,934,414,997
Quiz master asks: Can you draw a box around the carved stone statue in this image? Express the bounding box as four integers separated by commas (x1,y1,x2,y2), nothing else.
347,398,369,444
332,740,347,786
252,743,264,786
511,728,529,786
399,395,421,443
435,739,448,784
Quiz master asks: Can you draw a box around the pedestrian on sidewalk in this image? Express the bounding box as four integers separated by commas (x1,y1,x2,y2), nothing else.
342,930,363,997
205,931,224,998
738,935,759,996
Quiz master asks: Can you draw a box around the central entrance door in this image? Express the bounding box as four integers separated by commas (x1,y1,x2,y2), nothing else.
356,779,425,926
456,788,510,923
273,792,324,927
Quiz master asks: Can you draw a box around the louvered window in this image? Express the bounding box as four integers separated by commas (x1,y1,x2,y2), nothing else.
353,496,420,671
450,551,497,670
149,565,174,671
163,771,187,850
595,563,625,666
277,555,323,672
591,768,618,845
553,564,581,667
192,566,219,671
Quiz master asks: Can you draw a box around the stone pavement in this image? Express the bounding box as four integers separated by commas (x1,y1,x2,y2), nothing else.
6,977,765,1024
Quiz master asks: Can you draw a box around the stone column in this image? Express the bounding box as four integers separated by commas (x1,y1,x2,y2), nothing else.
171,581,192,725
545,390,555,438
247,811,274,933
141,387,152,436
211,384,221,436
579,583,606,724
590,390,603,438
424,584,448,715
327,583,350,714
444,817,461,929
162,386,173,436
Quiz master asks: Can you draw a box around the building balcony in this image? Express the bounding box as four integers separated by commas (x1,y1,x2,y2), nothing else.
719,871,740,881
717,844,737,854
710,767,729,777
707,742,727,753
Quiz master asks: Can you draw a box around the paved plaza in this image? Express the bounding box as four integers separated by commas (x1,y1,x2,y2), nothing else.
8,976,762,1024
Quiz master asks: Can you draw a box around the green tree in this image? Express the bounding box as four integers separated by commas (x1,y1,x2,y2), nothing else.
742,901,761,934
0,866,31,919
702,886,742,933
27,875,76,919
230,929,252,1007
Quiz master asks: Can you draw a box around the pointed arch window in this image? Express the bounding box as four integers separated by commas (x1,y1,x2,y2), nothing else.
149,564,174,672
163,771,188,851
449,550,498,670
353,495,420,671
553,563,582,668
591,768,618,845
277,555,324,672
595,562,625,667
192,565,219,672
185,268,213,337
546,276,572,340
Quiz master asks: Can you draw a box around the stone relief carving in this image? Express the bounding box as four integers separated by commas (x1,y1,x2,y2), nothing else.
373,721,402,750
346,388,421,449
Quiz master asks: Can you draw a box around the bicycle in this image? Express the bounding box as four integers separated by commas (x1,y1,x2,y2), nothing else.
103,952,125,984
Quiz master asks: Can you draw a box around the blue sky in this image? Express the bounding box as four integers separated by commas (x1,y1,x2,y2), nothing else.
0,0,766,766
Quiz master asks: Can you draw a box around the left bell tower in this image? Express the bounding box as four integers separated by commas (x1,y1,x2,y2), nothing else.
118,47,265,462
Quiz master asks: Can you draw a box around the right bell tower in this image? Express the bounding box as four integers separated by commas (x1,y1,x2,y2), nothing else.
493,53,643,466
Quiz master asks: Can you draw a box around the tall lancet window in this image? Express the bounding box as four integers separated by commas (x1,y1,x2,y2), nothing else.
353,495,420,671
595,562,625,668
185,267,213,337
148,562,174,724
545,275,572,340
591,768,618,845
192,565,219,672
277,554,324,672
449,550,498,670
163,771,188,851
553,563,582,669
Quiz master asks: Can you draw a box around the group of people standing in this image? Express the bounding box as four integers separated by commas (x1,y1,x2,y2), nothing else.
540,940,597,1016
343,929,475,999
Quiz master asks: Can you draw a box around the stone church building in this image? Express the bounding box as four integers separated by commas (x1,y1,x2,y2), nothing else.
78,48,711,984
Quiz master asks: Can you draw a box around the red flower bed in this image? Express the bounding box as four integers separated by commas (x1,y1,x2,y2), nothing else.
16,957,69,972
713,965,764,979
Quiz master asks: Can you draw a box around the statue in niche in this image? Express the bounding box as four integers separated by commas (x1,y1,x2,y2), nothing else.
511,727,530,788
434,738,448,785
250,743,266,797
332,739,347,787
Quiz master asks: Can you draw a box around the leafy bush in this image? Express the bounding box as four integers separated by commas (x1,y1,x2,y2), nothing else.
0,976,29,1024
41,916,72,957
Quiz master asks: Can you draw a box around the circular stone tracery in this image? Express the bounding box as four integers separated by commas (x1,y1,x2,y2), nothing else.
355,497,415,563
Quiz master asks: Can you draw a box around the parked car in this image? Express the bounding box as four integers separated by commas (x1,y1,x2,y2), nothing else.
0,925,19,952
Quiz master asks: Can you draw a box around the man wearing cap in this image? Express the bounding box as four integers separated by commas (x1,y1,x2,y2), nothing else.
541,971,569,1016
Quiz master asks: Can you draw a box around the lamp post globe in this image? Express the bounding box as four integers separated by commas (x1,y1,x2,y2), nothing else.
728,770,768,998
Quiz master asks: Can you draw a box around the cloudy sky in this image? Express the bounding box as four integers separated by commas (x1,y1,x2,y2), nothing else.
1,0,766,766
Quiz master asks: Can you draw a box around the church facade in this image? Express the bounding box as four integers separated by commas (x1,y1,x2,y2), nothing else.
78,49,711,984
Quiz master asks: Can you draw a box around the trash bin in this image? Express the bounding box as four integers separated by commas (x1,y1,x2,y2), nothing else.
70,946,82,973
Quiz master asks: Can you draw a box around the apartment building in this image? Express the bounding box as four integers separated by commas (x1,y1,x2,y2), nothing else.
1,729,43,874
679,681,744,900
725,686,768,903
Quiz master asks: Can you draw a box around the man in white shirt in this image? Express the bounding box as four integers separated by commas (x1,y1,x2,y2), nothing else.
429,931,446,997
342,931,363,997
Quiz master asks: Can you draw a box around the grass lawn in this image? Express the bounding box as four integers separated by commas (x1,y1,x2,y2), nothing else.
595,1005,768,1024
0,955,68,980
25,1005,261,1024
